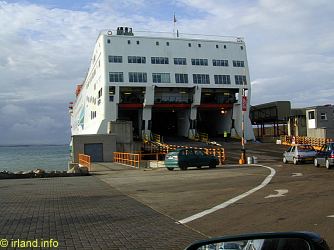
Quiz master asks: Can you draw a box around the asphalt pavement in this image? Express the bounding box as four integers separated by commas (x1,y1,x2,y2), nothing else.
1,142,333,249
93,142,334,249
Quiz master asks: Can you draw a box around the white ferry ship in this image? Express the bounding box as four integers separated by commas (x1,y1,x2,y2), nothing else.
69,27,255,142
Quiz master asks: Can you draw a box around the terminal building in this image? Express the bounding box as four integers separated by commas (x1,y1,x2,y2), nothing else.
70,27,255,142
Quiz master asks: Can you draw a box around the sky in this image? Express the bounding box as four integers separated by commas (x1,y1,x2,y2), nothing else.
0,0,333,145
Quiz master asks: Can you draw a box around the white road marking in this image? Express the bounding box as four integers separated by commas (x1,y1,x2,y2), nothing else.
265,189,288,198
327,215,334,218
178,165,276,224
291,173,303,177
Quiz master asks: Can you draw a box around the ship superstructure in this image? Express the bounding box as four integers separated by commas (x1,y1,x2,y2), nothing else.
70,27,255,140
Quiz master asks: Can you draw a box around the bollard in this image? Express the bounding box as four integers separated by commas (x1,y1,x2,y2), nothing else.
247,156,253,164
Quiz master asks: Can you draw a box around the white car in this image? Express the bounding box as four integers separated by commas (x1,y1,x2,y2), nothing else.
283,144,317,165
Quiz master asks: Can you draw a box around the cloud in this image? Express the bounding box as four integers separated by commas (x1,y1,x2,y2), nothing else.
0,100,70,145
0,0,333,144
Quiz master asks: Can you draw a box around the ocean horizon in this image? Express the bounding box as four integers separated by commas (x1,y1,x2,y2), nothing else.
0,145,70,172
0,144,67,147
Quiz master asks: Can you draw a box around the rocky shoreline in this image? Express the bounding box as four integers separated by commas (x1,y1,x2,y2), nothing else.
0,165,90,179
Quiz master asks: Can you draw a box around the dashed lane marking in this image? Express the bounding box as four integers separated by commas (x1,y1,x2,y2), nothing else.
327,215,334,218
178,165,276,224
265,189,288,198
292,173,303,177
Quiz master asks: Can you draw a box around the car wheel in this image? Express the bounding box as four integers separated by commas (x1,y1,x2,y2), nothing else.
325,159,331,169
314,159,319,168
167,167,174,171
283,157,287,164
180,165,187,171
209,162,216,168
293,157,298,165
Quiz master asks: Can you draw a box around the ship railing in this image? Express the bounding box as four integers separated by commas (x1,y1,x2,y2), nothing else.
101,29,244,43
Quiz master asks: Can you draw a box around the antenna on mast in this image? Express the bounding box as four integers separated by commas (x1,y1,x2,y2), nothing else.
173,13,178,38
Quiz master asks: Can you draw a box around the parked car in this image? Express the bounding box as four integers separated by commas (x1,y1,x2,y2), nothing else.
283,144,317,165
314,142,334,169
186,232,330,250
164,148,219,170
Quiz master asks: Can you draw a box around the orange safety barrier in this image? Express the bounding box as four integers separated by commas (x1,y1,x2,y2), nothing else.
141,140,226,165
151,133,163,144
113,152,140,168
280,135,333,150
205,148,226,165
164,144,225,163
79,154,91,170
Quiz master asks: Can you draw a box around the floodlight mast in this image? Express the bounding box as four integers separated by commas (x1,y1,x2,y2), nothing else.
239,88,248,164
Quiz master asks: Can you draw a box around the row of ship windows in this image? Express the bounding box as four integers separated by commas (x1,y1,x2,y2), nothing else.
109,56,245,67
109,72,247,85
107,39,244,50
91,111,97,120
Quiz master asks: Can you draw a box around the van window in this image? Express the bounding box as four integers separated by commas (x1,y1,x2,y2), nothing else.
298,145,315,152
167,152,178,156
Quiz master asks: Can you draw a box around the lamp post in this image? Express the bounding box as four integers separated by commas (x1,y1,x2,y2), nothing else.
239,88,248,164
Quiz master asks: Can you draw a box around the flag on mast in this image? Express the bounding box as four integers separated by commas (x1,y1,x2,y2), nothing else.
173,13,177,37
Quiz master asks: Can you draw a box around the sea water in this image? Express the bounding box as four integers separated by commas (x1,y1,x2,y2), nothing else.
0,145,70,172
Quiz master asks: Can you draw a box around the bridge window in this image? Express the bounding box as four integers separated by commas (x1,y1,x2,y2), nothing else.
235,75,247,85
214,75,231,84
152,73,170,83
108,56,122,63
213,59,228,67
191,58,208,66
233,60,245,67
174,58,187,65
193,74,210,84
109,72,124,82
175,74,188,83
128,56,146,64
129,72,147,83
151,57,169,64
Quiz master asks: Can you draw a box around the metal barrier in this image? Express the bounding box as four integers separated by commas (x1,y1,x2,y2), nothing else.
191,132,209,143
142,133,150,143
113,152,140,168
141,132,226,165
205,147,226,165
144,143,226,165
198,133,209,143
78,154,91,170
151,133,163,144
193,134,200,141
114,144,226,168
280,135,333,150
113,152,167,168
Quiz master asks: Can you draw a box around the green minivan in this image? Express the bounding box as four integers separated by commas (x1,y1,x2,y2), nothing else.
164,148,219,171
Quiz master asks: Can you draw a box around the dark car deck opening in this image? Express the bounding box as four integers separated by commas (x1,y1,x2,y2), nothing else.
152,109,178,136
